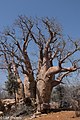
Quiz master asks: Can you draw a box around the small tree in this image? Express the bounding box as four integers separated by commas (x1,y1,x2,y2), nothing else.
71,85,80,117
55,85,71,108
5,72,19,101
55,85,65,106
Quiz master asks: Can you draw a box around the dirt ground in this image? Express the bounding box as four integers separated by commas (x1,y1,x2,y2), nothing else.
24,111,80,120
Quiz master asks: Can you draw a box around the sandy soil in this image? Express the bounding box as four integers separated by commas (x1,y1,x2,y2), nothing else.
24,111,80,120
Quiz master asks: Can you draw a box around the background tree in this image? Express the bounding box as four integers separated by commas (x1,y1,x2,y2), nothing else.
0,37,24,102
55,85,66,108
51,84,71,109
5,70,19,101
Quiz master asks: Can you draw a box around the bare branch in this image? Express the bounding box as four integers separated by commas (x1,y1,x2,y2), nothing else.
52,71,70,87
61,66,77,72
59,48,78,65
45,66,61,77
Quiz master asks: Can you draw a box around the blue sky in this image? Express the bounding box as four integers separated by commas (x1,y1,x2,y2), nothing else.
0,0,80,84
0,0,80,38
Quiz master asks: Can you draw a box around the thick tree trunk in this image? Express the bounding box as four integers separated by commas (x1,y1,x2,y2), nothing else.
16,77,24,102
24,74,30,98
36,64,54,112
24,74,36,99
12,60,24,102
36,79,53,112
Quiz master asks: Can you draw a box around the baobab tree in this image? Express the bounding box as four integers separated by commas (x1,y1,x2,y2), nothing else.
0,38,24,102
0,16,80,112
